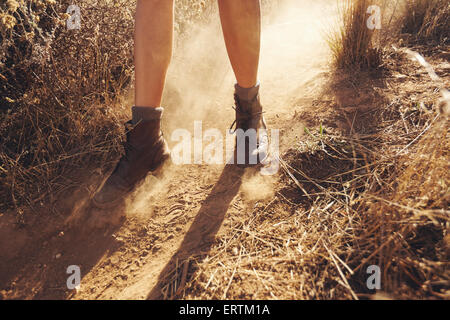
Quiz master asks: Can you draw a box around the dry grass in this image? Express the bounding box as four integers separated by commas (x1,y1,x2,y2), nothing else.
362,110,449,298
180,52,449,299
0,0,215,221
400,0,450,44
1,0,133,220
327,0,383,71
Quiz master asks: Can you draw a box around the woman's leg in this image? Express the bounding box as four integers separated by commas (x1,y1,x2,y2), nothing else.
135,0,174,108
218,0,261,89
92,0,174,209
218,0,268,165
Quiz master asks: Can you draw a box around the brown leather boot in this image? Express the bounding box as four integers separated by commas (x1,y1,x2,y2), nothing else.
230,87,269,166
92,107,170,208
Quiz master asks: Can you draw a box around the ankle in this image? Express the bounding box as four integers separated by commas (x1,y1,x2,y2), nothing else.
131,106,164,125
235,81,260,101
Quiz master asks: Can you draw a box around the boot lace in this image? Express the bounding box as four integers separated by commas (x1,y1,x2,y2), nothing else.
229,95,264,134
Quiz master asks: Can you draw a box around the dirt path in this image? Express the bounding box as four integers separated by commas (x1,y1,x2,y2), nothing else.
0,0,336,300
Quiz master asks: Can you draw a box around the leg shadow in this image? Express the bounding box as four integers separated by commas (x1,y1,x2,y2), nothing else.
146,164,244,300
0,176,126,300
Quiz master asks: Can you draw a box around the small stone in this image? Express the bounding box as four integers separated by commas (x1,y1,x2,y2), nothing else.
109,256,119,265
55,253,62,259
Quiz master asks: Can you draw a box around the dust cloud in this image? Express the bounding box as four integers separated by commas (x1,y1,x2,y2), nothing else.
161,0,336,134
126,0,337,218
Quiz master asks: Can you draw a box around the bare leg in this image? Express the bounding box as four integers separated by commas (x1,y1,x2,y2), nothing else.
92,0,173,209
135,0,174,107
218,0,261,88
218,0,268,166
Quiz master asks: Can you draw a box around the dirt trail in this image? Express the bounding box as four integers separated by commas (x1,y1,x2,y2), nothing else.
0,0,337,300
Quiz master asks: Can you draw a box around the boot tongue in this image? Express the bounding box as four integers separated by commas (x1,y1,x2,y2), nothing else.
131,106,164,124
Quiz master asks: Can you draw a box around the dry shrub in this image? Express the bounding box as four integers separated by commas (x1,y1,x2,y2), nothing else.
0,0,137,219
0,0,215,219
175,0,214,36
327,0,383,70
400,0,450,44
0,0,136,111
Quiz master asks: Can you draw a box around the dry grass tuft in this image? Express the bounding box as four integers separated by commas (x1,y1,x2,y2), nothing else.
327,0,383,71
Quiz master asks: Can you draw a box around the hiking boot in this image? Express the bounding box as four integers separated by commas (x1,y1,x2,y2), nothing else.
92,107,170,208
230,84,269,166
